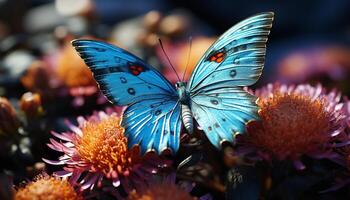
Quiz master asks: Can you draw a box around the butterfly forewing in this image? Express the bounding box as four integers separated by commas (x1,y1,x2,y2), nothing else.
188,12,274,92
72,39,182,154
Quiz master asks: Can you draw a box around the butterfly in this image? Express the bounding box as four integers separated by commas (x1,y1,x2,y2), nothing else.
72,12,274,154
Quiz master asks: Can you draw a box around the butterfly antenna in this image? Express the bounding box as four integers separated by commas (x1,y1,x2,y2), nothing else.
182,36,192,81
158,39,181,81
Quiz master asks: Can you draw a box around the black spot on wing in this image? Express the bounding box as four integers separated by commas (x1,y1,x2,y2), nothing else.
229,70,237,78
127,88,136,95
120,77,127,83
210,99,219,105
155,109,162,116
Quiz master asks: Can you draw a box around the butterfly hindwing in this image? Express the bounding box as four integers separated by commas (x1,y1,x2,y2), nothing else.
188,12,274,147
191,86,259,147
122,98,182,154
72,39,176,105
72,39,181,153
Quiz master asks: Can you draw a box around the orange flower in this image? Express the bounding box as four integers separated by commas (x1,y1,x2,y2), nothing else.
14,175,82,200
44,110,170,193
57,41,96,88
128,174,209,200
238,83,345,169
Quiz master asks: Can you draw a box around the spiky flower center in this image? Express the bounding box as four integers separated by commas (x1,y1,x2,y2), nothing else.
75,114,141,175
15,176,81,200
128,183,195,200
246,92,331,160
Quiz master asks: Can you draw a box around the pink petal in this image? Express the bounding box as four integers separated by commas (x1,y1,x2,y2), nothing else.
51,131,72,142
293,159,306,170
54,170,73,178
42,158,66,165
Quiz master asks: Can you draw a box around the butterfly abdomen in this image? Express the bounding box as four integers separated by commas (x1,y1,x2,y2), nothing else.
181,104,193,134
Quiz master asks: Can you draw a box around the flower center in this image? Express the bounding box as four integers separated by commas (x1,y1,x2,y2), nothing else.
75,114,141,175
246,92,331,160
15,176,81,200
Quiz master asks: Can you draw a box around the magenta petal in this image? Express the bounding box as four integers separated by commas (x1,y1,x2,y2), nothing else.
42,158,66,165
81,174,99,190
51,131,73,142
54,170,73,178
293,159,306,170
65,119,83,136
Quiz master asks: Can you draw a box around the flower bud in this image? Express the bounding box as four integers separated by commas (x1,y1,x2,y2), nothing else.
19,92,43,118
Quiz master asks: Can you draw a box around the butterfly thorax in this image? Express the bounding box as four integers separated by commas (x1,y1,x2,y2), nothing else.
175,81,193,134
175,81,189,103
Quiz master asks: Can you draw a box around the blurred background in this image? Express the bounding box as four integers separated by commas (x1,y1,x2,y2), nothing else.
0,0,350,199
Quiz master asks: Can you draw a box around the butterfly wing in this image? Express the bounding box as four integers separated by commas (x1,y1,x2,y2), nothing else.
191,86,259,148
122,98,182,154
187,12,274,147
72,39,181,153
188,12,273,92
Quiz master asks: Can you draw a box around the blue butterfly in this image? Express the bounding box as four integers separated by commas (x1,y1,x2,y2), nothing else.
72,12,274,154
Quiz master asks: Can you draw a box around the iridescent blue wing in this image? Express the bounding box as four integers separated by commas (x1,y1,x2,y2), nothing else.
72,39,176,105
187,12,274,147
72,39,182,153
188,12,273,91
191,86,259,148
122,98,182,154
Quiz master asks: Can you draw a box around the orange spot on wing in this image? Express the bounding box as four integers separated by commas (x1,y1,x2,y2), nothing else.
209,51,226,63
129,65,144,76
216,57,224,63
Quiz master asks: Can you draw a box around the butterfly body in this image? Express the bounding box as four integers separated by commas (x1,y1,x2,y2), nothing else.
72,12,274,154
175,81,194,134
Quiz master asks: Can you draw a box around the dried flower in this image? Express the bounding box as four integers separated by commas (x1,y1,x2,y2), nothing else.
14,175,82,200
0,97,20,136
19,92,44,118
44,110,170,192
238,83,345,169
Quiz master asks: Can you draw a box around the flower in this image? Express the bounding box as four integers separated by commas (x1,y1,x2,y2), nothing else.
0,97,20,136
43,110,170,193
320,103,350,192
57,41,96,89
14,175,82,200
127,174,211,200
237,83,346,169
19,92,44,118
